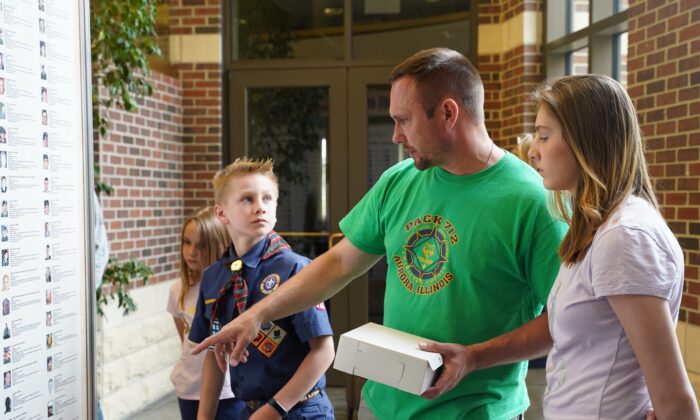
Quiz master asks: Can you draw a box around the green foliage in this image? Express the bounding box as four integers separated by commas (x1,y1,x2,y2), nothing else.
91,0,159,317
96,257,153,317
93,163,114,196
91,0,161,137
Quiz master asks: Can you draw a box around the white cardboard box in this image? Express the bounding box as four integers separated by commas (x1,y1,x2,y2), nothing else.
333,322,443,395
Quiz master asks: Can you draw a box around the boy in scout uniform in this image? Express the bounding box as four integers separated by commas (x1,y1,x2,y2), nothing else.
189,158,335,420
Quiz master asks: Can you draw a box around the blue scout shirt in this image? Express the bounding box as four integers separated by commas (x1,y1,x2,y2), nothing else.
189,236,333,401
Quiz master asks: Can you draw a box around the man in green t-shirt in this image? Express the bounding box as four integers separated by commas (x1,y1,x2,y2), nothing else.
194,48,566,419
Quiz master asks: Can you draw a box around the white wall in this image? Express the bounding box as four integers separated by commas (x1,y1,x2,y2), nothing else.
96,280,180,420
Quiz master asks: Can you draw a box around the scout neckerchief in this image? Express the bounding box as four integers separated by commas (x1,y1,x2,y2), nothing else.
209,231,290,335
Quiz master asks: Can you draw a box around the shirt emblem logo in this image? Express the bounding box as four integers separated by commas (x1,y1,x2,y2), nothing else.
260,273,280,294
394,214,458,295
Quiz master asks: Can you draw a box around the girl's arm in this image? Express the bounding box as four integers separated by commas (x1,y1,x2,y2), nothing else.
250,335,335,420
173,317,185,343
609,295,700,420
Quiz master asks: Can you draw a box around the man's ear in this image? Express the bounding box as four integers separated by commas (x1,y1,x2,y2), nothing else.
439,98,459,131
214,204,229,225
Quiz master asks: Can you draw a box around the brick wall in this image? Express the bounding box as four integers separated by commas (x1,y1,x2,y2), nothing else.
169,0,223,214
628,0,700,326
94,71,184,288
478,0,542,149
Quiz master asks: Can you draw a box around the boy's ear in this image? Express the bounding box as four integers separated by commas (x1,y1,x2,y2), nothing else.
213,204,229,225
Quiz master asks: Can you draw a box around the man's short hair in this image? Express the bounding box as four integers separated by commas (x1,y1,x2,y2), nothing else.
212,157,278,204
390,48,485,124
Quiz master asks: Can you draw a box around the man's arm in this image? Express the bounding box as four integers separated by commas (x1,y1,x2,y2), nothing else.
419,312,552,399
192,238,382,369
250,336,335,420
196,351,226,420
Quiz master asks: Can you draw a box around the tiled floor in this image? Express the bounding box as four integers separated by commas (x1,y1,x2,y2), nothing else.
129,368,546,420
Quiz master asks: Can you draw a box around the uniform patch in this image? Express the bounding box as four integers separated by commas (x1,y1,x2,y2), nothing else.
252,330,266,346
268,326,287,345
210,319,221,336
254,322,287,357
204,298,216,304
258,337,278,357
394,214,457,295
260,273,280,294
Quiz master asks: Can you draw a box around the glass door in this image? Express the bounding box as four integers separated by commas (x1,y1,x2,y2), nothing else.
228,66,400,391
347,67,400,330
228,68,349,384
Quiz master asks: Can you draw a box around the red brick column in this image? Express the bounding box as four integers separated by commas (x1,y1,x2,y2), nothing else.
628,0,700,325
478,1,543,149
169,0,223,214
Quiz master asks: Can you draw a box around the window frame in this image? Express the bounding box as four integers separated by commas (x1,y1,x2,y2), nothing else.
544,0,628,80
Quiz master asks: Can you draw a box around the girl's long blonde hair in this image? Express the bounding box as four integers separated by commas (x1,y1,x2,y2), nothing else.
178,207,230,309
533,75,658,265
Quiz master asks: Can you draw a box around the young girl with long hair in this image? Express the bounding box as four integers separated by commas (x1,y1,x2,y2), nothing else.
528,74,699,419
167,207,244,419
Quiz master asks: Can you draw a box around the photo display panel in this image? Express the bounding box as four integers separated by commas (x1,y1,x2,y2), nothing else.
0,0,92,418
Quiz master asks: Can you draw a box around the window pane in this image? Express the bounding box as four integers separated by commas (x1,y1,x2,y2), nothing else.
567,47,589,75
570,0,589,33
232,0,343,60
246,87,330,259
352,0,470,60
616,0,629,12
366,85,402,324
616,32,628,88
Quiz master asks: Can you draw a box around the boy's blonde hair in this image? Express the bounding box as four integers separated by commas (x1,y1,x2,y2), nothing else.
212,157,278,204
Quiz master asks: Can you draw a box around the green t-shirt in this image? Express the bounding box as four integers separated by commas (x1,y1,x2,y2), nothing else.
339,153,566,420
